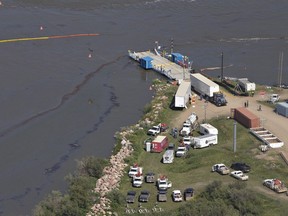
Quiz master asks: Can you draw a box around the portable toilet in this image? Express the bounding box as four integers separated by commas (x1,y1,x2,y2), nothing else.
140,56,153,69
146,142,151,152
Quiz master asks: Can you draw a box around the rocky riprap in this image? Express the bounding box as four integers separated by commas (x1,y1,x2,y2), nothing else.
87,81,170,215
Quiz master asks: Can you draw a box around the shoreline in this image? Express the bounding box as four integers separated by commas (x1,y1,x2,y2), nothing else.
87,79,288,215
87,80,171,215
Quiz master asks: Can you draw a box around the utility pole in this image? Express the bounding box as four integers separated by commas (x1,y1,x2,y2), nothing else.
278,51,284,87
221,52,224,82
203,103,208,123
170,37,174,54
233,120,237,153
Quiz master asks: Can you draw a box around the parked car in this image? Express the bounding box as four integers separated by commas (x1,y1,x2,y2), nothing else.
167,143,175,150
230,170,249,181
182,136,192,146
132,175,143,187
147,125,161,136
128,164,143,177
212,163,230,175
126,191,136,203
263,179,287,193
175,146,187,157
139,190,150,202
172,190,183,202
184,188,194,201
230,162,251,173
157,190,167,202
147,123,168,136
157,176,172,191
145,172,155,183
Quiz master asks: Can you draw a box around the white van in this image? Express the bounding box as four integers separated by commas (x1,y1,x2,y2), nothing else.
162,149,174,164
199,123,218,135
192,134,218,149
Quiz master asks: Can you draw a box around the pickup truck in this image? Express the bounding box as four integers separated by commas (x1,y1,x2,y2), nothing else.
180,121,192,136
139,190,150,202
184,188,194,201
175,146,187,157
183,136,192,146
263,179,288,193
157,176,172,191
147,125,161,136
132,175,143,187
230,170,249,181
157,190,167,202
147,123,168,136
172,190,183,202
212,163,230,175
145,172,155,183
128,164,143,177
126,191,136,203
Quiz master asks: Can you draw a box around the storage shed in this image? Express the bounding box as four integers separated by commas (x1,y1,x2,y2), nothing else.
140,56,153,69
233,107,260,128
151,135,168,153
276,102,288,117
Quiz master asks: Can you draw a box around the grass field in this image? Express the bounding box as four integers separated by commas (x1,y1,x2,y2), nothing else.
112,81,288,216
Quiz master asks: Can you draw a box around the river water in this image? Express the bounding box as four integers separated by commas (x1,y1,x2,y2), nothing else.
0,0,288,215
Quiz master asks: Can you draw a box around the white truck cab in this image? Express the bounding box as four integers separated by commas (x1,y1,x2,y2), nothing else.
269,94,280,103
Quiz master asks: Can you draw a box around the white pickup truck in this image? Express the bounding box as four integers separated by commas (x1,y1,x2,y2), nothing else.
175,146,187,157
212,163,230,175
132,175,143,187
230,170,249,181
147,123,168,136
128,164,143,177
172,190,183,202
180,121,192,136
157,177,172,191
263,178,288,193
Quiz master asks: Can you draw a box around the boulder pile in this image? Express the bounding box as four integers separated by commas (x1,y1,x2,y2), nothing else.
87,81,169,215
87,138,133,216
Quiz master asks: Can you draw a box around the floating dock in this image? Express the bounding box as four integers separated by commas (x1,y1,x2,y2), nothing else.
128,50,191,81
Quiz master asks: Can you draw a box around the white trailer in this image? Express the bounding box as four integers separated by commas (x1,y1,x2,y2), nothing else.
238,78,256,92
190,73,219,97
199,123,218,135
174,80,191,108
192,134,218,149
162,149,174,164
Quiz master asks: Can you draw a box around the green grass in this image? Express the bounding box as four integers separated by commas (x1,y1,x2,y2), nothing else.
112,80,288,215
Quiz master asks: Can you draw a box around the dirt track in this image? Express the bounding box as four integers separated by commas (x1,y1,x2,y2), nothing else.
173,88,288,153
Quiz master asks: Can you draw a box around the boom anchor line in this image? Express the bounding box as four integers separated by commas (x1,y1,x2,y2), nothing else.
0,33,100,43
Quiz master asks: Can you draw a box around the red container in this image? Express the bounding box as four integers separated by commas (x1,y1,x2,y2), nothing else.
151,135,168,153
234,107,260,128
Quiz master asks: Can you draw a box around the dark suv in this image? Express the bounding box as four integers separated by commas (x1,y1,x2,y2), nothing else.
230,162,251,173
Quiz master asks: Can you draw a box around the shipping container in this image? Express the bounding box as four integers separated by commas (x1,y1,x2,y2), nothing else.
151,135,168,153
276,102,288,117
140,56,153,69
234,107,260,128
174,80,191,108
171,53,184,63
